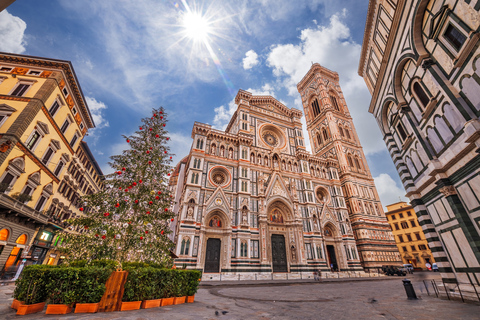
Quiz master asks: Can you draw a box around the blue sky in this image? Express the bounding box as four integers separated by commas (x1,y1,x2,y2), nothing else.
0,0,408,208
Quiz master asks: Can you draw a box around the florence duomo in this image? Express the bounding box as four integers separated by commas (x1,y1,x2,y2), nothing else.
170,63,400,276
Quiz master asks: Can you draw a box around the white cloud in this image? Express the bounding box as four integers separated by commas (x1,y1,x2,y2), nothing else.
265,11,386,156
0,10,27,53
374,173,409,210
85,96,109,129
243,50,259,69
212,84,276,130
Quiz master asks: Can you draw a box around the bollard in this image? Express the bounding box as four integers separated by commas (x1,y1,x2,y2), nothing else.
402,279,417,300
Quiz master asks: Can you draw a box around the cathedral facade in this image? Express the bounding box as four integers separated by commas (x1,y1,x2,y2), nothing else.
170,64,400,275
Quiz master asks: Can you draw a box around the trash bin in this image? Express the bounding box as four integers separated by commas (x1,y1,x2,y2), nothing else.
402,279,417,300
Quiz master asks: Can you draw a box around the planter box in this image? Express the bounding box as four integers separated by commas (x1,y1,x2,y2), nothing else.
161,297,174,306
16,302,46,315
120,301,142,311
141,299,162,309
75,303,99,313
11,299,24,310
186,295,195,303
46,304,73,314
173,296,186,305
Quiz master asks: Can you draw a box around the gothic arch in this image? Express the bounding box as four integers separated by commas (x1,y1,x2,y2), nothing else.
393,55,417,108
204,209,230,229
381,99,397,135
266,198,293,221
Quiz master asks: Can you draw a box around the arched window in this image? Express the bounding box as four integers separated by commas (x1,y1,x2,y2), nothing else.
347,155,354,167
322,128,328,141
316,133,322,145
264,156,269,166
16,234,27,245
413,82,430,108
311,98,321,118
180,239,186,255
185,239,190,255
0,228,9,241
220,145,225,157
354,157,362,170
330,95,340,111
338,126,344,137
345,129,351,139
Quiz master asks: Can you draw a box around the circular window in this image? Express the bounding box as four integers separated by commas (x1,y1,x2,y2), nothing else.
315,186,330,204
262,131,279,147
260,124,286,149
209,166,230,187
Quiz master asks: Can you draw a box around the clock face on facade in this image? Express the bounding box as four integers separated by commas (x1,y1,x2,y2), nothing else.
262,131,278,147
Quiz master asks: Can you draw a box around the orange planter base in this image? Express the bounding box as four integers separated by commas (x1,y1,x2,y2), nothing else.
75,302,99,313
46,304,73,314
141,299,162,309
173,296,186,305
11,299,24,310
16,302,46,315
187,295,195,303
161,297,174,306
120,301,142,311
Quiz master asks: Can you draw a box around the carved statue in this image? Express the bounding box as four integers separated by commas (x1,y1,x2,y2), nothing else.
187,206,194,219
291,245,296,261
229,148,233,158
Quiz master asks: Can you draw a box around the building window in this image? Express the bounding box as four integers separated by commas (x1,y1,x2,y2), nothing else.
10,82,31,97
305,243,313,259
394,223,400,231
391,215,396,220
251,240,259,258
41,148,54,165
60,118,71,134
401,221,408,229
49,100,61,117
410,245,416,251
72,107,77,115
418,244,427,250
231,239,236,257
54,161,65,176
410,220,416,227
70,132,79,147
406,234,413,242
415,233,421,241
396,122,408,141
338,126,344,137
330,95,340,111
240,241,248,257
62,87,69,97
413,82,430,108
35,196,47,211
0,104,16,128
399,213,404,218
398,235,404,243
407,211,412,217
26,131,41,150
27,70,41,76
312,98,320,118
402,246,408,252
443,24,467,52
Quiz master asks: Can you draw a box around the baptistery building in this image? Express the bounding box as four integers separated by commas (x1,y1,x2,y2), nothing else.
170,64,400,276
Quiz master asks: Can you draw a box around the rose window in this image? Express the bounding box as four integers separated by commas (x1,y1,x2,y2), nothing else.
209,167,230,187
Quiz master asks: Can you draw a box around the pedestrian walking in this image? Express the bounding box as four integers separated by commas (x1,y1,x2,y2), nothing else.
318,268,322,281
313,270,318,281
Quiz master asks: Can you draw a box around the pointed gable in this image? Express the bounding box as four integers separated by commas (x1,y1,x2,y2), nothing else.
265,173,293,203
205,187,231,214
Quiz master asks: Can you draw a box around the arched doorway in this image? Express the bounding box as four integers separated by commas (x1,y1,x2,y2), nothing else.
323,225,339,271
203,213,224,273
267,201,291,273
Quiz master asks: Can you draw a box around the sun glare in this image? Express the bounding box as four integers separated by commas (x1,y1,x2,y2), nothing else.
183,11,211,42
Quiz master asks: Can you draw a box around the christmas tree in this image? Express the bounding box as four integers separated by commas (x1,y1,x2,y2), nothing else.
59,107,175,266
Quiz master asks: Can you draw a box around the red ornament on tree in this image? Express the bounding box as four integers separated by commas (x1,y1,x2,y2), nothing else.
161,230,164,235
139,180,143,183
155,196,159,200
79,207,84,211
160,116,163,119
139,127,143,130
140,236,144,240
135,200,139,204
171,218,174,222
166,137,169,140
102,235,106,239
167,173,170,176
160,111,163,114
126,139,130,143
104,212,110,217
148,161,152,165
115,203,120,207
122,167,126,171
149,201,153,205
145,230,149,234
125,189,128,192
146,150,150,154
165,208,168,212
84,225,88,229
155,134,159,138
164,151,167,154
149,128,153,131
158,191,162,195
170,156,172,159
95,234,99,237
117,171,122,175
146,211,150,215
133,182,137,186
163,124,166,127
154,113,157,117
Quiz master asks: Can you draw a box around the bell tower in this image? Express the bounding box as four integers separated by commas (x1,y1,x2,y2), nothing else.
297,63,399,270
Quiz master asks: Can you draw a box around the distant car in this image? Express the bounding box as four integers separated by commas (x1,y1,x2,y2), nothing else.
383,265,407,276
432,263,439,272
403,264,414,273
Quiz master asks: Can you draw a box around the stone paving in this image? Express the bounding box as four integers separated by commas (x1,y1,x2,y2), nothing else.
0,272,478,320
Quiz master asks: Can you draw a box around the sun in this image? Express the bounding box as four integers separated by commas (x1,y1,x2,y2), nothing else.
182,11,211,42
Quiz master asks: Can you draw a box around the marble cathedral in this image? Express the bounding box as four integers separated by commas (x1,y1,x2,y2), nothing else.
169,64,400,276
